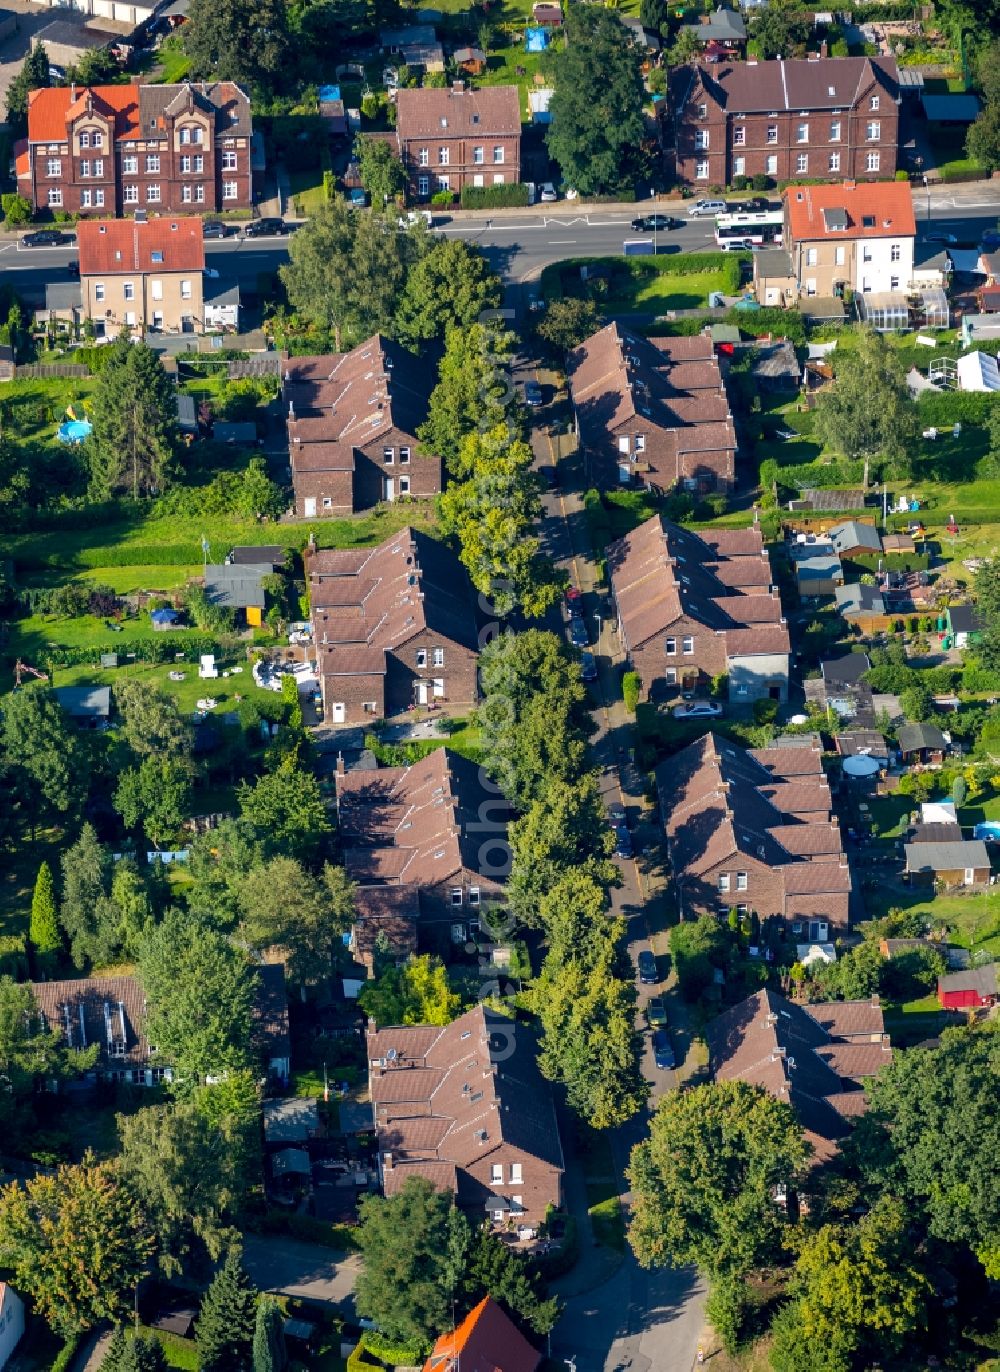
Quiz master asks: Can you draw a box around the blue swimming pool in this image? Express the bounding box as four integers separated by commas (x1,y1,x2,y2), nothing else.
974,821,1000,842
57,419,93,444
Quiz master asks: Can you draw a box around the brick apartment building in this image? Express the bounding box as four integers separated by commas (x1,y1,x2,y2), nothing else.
658,732,853,940
367,1004,564,1226
285,335,442,516
19,80,253,216
568,322,736,494
307,526,479,725
394,82,520,199
669,55,899,187
336,746,509,932
78,217,204,337
608,515,790,703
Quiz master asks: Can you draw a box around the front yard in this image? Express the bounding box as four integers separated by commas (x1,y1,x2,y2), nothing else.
541,253,743,314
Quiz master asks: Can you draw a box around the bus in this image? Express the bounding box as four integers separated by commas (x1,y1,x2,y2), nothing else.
714,209,785,249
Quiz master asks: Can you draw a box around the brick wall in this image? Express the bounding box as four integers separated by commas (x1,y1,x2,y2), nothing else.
384,630,478,717
629,612,728,698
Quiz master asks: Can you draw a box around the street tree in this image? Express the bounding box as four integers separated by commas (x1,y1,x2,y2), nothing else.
813,328,918,481
546,7,646,196
29,860,61,970
184,0,290,93
849,1022,1000,1276
5,43,49,136
536,297,601,353
396,239,502,344
1,685,89,835
138,909,255,1089
114,755,193,848
117,1099,247,1277
237,857,354,986
280,198,414,349
418,322,520,474
508,776,616,926
968,100,1000,174
354,1177,470,1350
237,758,331,865
88,337,179,501
195,1245,258,1372
0,1155,154,1337
627,1080,809,1276
355,135,407,208
439,423,564,617
669,915,729,1002
252,1298,287,1372
769,1198,931,1372
358,953,463,1026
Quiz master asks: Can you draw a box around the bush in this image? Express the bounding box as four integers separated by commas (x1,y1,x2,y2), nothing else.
346,1343,381,1372
0,933,27,978
751,173,771,191
51,1336,82,1372
623,670,642,713
361,1332,425,1364
917,390,997,426
706,1275,752,1355
2,192,32,227
430,190,454,206
895,169,910,181
460,183,530,209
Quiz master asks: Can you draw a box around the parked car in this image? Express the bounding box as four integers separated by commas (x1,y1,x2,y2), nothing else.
398,210,434,230
565,585,582,607
688,199,726,217
613,823,633,859
673,700,723,719
652,1028,675,1070
925,231,958,245
981,230,1000,251
630,214,681,232
607,801,626,828
538,464,558,490
21,230,66,247
568,615,589,649
539,183,558,202
638,950,658,985
720,238,754,252
646,996,668,1028
66,259,79,278
243,218,289,237
523,380,543,407
580,651,598,683
202,220,230,239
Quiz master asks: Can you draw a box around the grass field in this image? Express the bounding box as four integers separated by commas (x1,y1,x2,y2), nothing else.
47,656,293,719
153,36,192,84
543,256,737,313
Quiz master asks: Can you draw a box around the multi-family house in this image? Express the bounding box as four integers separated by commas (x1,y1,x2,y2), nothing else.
335,746,508,934
394,82,520,199
608,515,790,703
19,80,253,216
567,323,736,494
284,336,442,516
77,217,204,337
658,732,854,940
367,1004,564,1227
768,180,916,310
669,55,899,187
307,527,479,725
707,989,890,1164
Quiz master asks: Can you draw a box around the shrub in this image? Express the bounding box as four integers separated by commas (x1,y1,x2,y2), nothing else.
730,174,749,191
2,193,32,227
623,670,642,713
895,169,910,181
751,173,771,191
706,1275,752,1355
917,390,997,426
361,1332,425,1364
50,1336,81,1372
0,933,27,978
460,183,530,209
430,190,454,206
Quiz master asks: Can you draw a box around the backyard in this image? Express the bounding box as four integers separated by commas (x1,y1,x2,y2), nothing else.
541,253,743,314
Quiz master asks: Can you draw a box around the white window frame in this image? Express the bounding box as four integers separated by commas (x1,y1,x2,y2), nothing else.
767,125,778,144
665,637,676,655
180,279,192,300
829,152,841,172
46,158,61,178
491,1163,503,1183
450,888,463,907
870,95,880,110
766,154,778,175
418,147,429,166
438,146,449,166
222,181,238,200
416,649,427,668
718,874,730,893
150,279,163,301
695,159,710,180
866,151,880,172
123,154,138,174
432,647,444,666
123,282,135,301
796,123,809,143
736,872,748,891
145,153,160,173
94,282,105,302
866,121,880,141
796,153,808,173
829,120,840,142
124,184,138,204
682,636,694,654
510,1162,522,1183
147,184,161,203
492,145,504,163
733,126,745,146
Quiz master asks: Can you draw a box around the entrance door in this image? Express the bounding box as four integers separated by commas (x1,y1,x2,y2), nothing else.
416,681,430,705
384,476,395,501
331,702,345,724
304,497,317,517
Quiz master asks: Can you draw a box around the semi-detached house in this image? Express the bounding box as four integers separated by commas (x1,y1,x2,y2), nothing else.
77,216,204,338
659,732,853,940
669,55,899,187
608,514,789,704
394,82,520,199
307,527,479,725
568,323,736,494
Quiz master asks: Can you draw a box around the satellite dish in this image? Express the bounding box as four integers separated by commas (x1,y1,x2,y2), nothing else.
843,754,880,777
385,1047,398,1062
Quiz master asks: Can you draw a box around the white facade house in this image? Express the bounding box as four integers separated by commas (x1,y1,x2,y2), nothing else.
0,1287,25,1371
783,181,916,302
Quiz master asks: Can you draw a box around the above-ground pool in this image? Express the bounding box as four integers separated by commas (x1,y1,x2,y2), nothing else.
974,822,1000,842
57,419,93,444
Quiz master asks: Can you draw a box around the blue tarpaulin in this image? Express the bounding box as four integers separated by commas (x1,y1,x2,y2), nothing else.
525,26,548,50
318,84,342,102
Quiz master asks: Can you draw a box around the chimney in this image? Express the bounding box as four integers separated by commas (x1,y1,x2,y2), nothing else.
288,399,295,419
382,1152,393,1170
336,751,346,777
71,83,76,102
820,39,828,58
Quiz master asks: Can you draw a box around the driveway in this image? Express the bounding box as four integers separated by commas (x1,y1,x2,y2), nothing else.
241,1235,360,1308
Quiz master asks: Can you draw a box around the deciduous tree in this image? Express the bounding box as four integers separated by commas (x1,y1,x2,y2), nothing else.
358,953,462,1026
813,328,917,480
112,678,192,758
195,1245,258,1371
184,0,290,93
508,777,616,926
355,135,407,208
59,822,115,968
536,297,600,353
418,322,520,473
5,42,49,136
396,239,502,344
462,1226,560,1336
2,685,89,835
546,8,646,196
0,1155,154,1336
0,976,97,1129
237,758,331,865
88,337,179,501
186,818,263,928
114,755,193,847
237,857,354,985
967,100,1000,174
628,1080,808,1276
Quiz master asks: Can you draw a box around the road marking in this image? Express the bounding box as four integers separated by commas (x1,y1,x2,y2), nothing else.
549,239,577,244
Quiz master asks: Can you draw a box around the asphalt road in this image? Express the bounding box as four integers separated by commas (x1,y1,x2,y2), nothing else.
8,183,1000,307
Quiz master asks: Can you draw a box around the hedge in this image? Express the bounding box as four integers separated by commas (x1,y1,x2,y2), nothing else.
623,670,642,713
51,1335,82,1372
12,542,204,573
345,1343,381,1372
845,551,930,574
39,631,228,669
460,184,530,209
360,1332,425,1365
916,391,997,426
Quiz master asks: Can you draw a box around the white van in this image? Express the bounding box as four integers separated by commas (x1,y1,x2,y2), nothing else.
688,198,727,217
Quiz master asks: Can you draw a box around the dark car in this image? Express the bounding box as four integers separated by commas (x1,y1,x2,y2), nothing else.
613,823,633,859
646,996,668,1028
568,614,589,649
243,218,288,237
630,214,681,232
21,230,66,248
637,950,658,985
523,380,543,408
981,230,1000,251
652,1028,675,1070
538,463,558,491
580,651,598,683
202,220,230,239
744,196,771,211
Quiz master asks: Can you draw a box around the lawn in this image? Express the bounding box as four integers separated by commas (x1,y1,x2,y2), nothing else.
882,992,956,1048
137,1327,198,1370
154,36,192,84
288,167,330,217
863,884,1000,961
541,254,741,314
46,655,291,719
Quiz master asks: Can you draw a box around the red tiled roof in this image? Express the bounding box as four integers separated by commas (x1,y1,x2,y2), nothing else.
28,83,140,142
785,180,916,243
77,218,205,275
423,1296,541,1372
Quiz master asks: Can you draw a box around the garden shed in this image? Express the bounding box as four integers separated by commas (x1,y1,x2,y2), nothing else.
937,965,998,1009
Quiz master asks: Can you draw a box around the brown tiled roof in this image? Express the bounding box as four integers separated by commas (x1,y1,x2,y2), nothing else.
137,81,251,141
706,988,888,1163
30,974,149,1066
608,514,788,658
383,1159,458,1198
674,55,898,116
750,743,823,776
352,887,420,966
396,83,520,139
337,747,508,890
368,1005,564,1184
806,997,884,1040
781,860,851,895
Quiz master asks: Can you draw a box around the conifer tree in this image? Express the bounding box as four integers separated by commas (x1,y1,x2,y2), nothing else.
252,1297,287,1372
29,861,60,970
195,1246,258,1371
